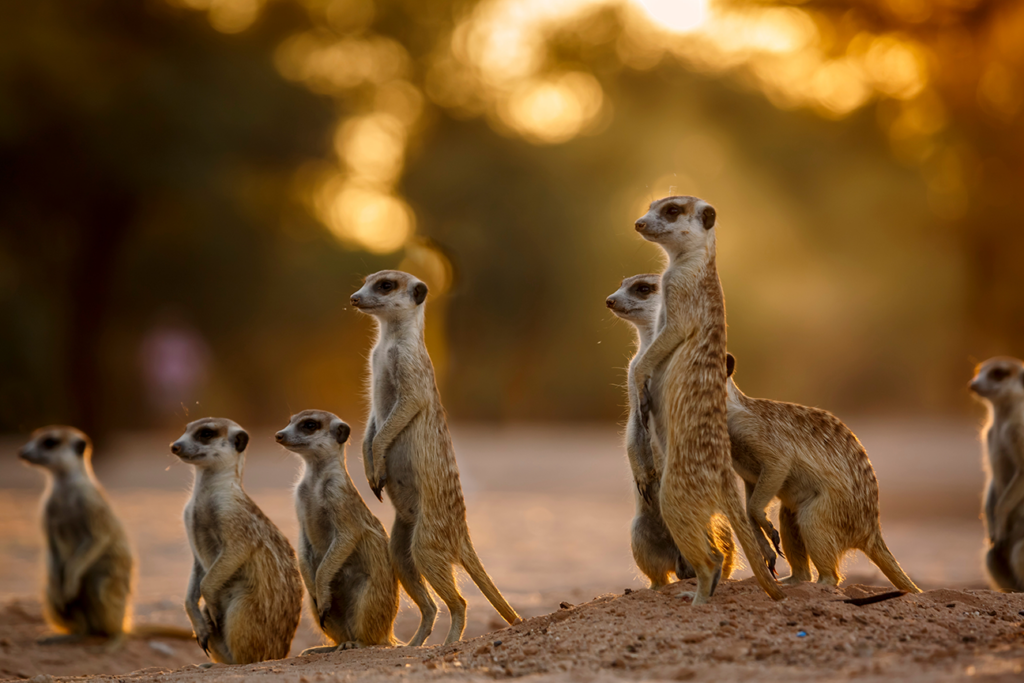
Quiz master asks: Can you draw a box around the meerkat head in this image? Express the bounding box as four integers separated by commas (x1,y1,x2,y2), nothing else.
275,409,351,460
350,270,428,322
634,196,717,260
970,357,1024,404
18,426,92,476
606,274,660,327
170,417,249,471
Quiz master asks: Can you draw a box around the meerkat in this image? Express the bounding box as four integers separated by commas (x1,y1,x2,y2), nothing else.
606,275,735,588
628,196,784,605
725,354,920,592
970,357,1024,592
351,270,520,645
18,426,135,648
171,418,302,664
276,410,400,651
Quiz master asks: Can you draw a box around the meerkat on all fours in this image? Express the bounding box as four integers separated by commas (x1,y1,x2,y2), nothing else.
172,418,303,665
606,275,735,589
276,410,400,651
970,357,1024,592
628,196,784,605
351,270,520,645
725,354,920,592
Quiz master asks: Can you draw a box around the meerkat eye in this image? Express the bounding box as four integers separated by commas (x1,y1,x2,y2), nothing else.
665,205,680,216
198,428,216,440
638,285,651,294
379,280,394,292
302,419,319,431
990,368,1010,382
42,437,59,449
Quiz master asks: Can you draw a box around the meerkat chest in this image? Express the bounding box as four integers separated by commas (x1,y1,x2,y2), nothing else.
295,480,340,553
371,343,404,418
990,424,1021,486
44,488,93,557
185,494,227,567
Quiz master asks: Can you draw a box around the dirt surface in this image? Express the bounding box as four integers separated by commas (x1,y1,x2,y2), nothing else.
3,582,1024,683
1,421,1019,681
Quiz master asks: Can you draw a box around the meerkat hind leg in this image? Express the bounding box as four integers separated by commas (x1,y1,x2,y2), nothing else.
669,514,724,605
415,549,467,645
779,506,812,584
986,543,1020,592
391,520,437,646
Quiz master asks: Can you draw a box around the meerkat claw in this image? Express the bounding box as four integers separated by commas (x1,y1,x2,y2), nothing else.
769,528,785,558
371,481,384,501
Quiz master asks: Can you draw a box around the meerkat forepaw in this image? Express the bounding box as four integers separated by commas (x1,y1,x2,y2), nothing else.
371,479,385,501
769,528,784,558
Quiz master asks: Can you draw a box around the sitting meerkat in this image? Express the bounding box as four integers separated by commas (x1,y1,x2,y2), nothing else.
276,410,399,651
606,275,734,588
171,418,303,664
726,354,920,592
969,357,1024,592
18,426,135,648
351,270,520,645
629,196,784,605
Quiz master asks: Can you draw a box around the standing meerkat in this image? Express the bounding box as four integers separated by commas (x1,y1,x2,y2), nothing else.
970,357,1024,592
606,275,734,588
171,418,302,664
351,270,520,645
18,426,134,648
276,410,400,651
726,354,920,592
629,196,784,605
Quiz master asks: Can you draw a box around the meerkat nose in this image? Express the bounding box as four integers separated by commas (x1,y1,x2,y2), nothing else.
170,442,183,455
275,431,286,443
634,219,646,231
605,298,616,309
350,295,361,307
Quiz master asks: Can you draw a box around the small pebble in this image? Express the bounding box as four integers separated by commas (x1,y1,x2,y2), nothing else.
493,640,502,647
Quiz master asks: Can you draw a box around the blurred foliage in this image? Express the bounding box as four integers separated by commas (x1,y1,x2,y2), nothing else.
1,0,1022,438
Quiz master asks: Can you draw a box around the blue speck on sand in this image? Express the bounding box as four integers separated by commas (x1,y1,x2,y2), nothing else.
796,631,808,638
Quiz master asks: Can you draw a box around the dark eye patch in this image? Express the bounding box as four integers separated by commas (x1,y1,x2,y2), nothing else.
663,204,683,218
301,419,320,432
42,437,59,450
990,368,1011,382
197,427,217,441
378,280,395,293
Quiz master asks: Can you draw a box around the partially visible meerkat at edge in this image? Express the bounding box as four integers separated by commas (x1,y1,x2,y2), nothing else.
606,275,735,588
172,418,302,664
726,354,920,592
629,196,784,605
351,270,520,645
276,410,400,651
970,357,1024,592
18,427,195,649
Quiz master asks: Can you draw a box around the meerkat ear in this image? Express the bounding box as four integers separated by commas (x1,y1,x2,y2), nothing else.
726,353,736,378
333,420,351,445
412,282,428,305
701,205,716,230
233,430,250,453
73,438,88,457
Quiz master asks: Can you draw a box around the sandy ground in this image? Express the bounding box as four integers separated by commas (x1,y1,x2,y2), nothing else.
1,419,1019,682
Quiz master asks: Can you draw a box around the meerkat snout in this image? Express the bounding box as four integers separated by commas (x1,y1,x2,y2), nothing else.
605,297,616,309
634,219,647,232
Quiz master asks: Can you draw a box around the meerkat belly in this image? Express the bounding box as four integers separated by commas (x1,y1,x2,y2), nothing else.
727,434,762,484
328,548,369,621
385,424,420,522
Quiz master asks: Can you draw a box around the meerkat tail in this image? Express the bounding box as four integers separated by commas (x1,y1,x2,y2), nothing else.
459,542,520,625
862,533,920,594
721,480,785,601
131,624,196,640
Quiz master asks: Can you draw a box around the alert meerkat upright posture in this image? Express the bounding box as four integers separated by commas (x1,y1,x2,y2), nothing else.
351,270,520,645
606,275,734,588
276,410,399,651
172,418,302,664
970,357,1024,592
629,196,784,605
18,426,134,647
726,354,920,592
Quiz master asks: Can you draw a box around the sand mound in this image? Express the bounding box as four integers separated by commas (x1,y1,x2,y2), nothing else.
6,580,1024,683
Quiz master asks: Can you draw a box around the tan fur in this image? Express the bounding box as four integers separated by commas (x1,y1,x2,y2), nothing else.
607,275,735,588
172,418,302,664
19,426,135,647
276,409,399,651
351,270,520,645
970,357,1024,592
628,196,784,605
726,358,920,593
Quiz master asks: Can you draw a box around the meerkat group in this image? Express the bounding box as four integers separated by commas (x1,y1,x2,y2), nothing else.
16,194,1024,669
609,195,920,600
